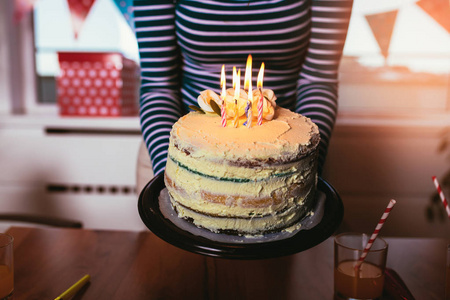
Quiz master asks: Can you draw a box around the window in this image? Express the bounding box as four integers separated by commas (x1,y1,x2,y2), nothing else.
33,0,138,105
339,0,450,115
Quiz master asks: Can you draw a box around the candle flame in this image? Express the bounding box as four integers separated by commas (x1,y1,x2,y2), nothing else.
232,66,237,89
257,62,265,90
248,76,252,102
220,64,226,98
244,54,252,91
234,69,241,100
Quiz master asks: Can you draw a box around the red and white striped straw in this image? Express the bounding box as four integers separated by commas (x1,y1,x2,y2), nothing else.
432,176,450,219
355,199,396,269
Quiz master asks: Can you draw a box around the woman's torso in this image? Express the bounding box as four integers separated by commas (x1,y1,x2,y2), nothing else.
175,0,312,110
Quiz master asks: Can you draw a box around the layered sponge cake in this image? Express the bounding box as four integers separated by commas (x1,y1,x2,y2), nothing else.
164,106,320,235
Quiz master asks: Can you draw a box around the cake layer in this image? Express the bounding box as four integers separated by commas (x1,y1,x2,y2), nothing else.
170,183,316,235
169,107,320,169
168,143,317,182
165,156,317,217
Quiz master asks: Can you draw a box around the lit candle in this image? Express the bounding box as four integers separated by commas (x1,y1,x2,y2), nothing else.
245,79,253,128
257,62,265,126
233,69,241,128
220,64,227,127
244,56,253,128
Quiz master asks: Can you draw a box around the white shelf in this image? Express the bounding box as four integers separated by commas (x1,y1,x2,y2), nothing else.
0,114,141,131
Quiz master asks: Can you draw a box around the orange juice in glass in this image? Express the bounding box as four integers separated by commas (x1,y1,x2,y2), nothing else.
0,234,13,300
334,233,387,300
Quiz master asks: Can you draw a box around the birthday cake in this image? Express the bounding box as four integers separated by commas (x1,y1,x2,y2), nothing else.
164,60,320,235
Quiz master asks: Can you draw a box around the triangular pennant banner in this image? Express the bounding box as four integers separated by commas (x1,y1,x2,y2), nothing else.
14,0,38,23
113,0,134,30
365,10,398,60
67,0,96,39
416,0,450,34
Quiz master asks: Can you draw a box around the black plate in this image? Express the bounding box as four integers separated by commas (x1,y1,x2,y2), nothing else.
138,173,343,260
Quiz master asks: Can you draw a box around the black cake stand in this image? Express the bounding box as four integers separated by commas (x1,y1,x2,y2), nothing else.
138,173,343,260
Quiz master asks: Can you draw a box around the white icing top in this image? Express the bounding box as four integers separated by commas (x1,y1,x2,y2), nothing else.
171,107,320,164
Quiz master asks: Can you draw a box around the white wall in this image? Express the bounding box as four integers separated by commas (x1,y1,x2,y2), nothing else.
0,116,147,232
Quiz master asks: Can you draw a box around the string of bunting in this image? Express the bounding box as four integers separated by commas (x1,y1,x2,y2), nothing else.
13,0,134,37
12,0,449,47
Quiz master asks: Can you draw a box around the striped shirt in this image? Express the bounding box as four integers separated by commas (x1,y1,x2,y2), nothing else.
133,0,352,176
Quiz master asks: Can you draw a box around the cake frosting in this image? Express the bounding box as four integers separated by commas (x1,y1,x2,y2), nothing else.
164,106,320,235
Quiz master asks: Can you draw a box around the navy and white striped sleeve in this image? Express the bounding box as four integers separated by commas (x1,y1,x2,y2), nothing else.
295,0,352,173
133,0,184,176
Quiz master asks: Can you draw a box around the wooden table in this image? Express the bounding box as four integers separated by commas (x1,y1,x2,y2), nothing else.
6,226,447,300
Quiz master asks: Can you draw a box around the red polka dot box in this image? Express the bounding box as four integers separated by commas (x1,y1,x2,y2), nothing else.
57,52,139,117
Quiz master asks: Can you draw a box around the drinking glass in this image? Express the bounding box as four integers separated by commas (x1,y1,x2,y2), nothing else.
334,233,388,300
0,234,13,300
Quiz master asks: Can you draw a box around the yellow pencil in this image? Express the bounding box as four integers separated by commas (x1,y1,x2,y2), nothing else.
54,274,91,300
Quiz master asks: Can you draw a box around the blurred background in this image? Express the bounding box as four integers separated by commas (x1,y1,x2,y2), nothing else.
0,0,449,237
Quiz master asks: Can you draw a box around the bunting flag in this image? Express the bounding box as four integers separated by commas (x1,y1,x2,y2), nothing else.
112,0,134,30
365,10,399,60
67,0,96,39
416,0,450,34
14,0,38,23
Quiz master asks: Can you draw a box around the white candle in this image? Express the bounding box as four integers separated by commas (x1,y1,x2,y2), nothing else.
220,64,227,127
